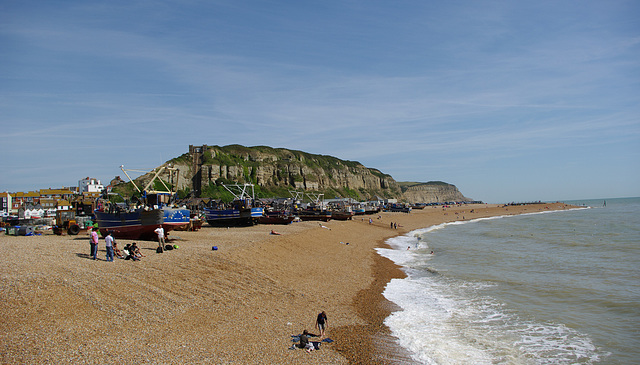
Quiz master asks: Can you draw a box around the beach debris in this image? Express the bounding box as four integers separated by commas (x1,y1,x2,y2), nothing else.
212,246,218,251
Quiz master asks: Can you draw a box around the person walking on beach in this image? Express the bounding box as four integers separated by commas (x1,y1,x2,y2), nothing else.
90,227,99,260
104,231,115,262
154,226,165,252
316,311,328,339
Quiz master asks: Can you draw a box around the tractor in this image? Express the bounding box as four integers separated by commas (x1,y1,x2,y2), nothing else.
52,210,81,235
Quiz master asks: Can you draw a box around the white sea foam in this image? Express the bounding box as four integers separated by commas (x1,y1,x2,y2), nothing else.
383,273,603,364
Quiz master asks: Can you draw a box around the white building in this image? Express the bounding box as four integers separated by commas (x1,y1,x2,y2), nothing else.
79,177,104,193
24,208,45,219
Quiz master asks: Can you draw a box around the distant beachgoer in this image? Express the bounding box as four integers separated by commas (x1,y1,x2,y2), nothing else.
394,222,397,229
104,231,115,262
430,251,434,255
390,222,393,229
316,311,328,338
90,227,99,260
270,230,281,235
154,226,165,252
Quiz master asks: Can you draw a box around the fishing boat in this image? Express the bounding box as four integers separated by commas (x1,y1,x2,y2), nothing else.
386,203,412,213
162,207,191,230
352,207,366,215
297,209,332,222
204,184,264,226
364,205,381,215
119,165,191,231
94,208,164,240
331,210,354,220
291,192,331,222
295,207,332,222
96,164,190,240
258,210,295,225
257,198,296,225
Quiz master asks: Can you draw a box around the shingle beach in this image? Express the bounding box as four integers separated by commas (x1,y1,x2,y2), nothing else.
0,203,573,364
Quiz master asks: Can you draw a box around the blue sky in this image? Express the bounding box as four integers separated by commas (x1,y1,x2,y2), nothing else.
1,0,638,203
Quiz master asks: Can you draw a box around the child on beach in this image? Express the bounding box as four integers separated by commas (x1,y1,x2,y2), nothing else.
113,241,124,259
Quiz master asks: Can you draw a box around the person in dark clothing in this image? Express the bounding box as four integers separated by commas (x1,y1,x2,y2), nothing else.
298,330,314,352
316,311,328,339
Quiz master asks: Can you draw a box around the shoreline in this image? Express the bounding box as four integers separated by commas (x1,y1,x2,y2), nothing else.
332,247,416,364
0,203,575,364
333,202,577,364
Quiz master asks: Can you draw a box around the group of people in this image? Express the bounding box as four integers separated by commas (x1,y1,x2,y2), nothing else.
297,311,328,353
88,227,145,261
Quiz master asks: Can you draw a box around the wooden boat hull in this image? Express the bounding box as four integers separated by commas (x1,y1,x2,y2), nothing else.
258,215,295,225
331,211,354,220
297,210,332,222
258,210,295,225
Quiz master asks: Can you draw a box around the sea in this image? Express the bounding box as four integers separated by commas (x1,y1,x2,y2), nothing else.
377,197,639,364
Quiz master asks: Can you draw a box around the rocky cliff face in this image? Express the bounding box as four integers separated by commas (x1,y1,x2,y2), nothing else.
400,182,472,203
138,145,472,202
167,145,402,199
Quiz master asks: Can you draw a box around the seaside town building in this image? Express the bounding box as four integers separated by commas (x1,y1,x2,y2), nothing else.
0,192,11,217
1,178,104,218
39,188,75,201
79,177,104,193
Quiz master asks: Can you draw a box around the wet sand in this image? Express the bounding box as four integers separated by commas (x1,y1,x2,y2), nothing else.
0,203,573,364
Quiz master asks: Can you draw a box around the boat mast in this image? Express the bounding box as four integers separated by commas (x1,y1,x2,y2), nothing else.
120,165,142,194
222,183,255,200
